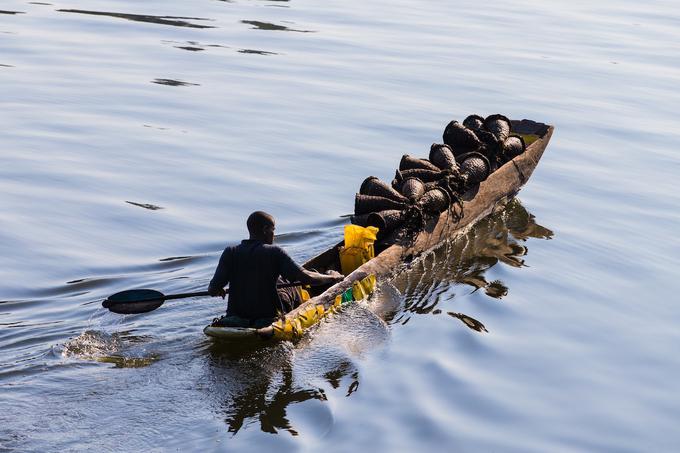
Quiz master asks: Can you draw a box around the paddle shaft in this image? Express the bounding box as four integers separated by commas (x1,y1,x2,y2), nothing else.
102,282,306,314
163,290,210,301
141,281,303,302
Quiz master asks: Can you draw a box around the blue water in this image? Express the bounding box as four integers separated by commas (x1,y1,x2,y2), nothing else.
2,0,679,451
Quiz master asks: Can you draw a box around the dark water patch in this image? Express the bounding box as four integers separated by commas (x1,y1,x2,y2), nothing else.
162,40,230,52
68,277,108,285
447,312,488,332
125,200,164,210
238,49,278,55
142,124,168,130
59,276,120,295
0,10,25,15
241,20,314,33
159,256,192,262
176,45,205,51
57,9,215,29
151,78,200,87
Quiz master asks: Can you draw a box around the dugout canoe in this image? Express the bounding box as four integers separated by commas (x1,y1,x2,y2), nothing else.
204,119,553,341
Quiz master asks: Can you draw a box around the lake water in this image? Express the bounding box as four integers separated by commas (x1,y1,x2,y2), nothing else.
2,0,679,451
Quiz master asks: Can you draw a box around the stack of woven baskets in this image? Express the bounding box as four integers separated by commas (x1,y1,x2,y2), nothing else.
352,114,526,238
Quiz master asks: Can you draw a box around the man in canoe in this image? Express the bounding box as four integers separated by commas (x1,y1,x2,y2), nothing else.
208,211,344,328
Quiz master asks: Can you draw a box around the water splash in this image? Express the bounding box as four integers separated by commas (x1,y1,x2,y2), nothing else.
61,330,160,368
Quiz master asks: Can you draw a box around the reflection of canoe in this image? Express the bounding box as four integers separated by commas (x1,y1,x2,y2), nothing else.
204,119,553,341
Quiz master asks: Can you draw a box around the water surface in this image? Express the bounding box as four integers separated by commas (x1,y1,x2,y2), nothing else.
2,0,679,451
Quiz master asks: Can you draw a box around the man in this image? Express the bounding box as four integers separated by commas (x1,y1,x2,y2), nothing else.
208,211,344,328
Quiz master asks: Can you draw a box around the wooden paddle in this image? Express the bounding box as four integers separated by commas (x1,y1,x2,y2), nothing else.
102,282,302,315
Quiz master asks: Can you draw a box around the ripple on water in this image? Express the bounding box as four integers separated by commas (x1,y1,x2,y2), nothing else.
56,9,215,29
240,20,314,33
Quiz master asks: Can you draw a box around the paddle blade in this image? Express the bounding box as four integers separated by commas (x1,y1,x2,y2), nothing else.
102,289,166,314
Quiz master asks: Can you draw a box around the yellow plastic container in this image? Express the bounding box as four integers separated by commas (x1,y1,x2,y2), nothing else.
339,225,378,275
352,274,377,300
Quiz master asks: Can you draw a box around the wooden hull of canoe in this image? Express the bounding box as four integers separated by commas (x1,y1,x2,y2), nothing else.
212,120,553,341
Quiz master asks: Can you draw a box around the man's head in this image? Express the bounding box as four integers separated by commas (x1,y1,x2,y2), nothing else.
247,211,275,244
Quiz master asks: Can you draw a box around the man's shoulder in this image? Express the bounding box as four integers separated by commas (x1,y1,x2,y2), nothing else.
260,243,288,255
231,241,288,256
221,243,238,253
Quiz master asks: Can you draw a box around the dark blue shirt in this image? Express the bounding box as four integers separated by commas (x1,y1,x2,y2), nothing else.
208,240,305,319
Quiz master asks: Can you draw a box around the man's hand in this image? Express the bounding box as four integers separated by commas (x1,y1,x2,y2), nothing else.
301,269,345,286
326,270,344,283
210,287,227,299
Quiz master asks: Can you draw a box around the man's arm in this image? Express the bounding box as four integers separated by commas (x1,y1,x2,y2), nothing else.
208,248,231,298
297,268,344,286
276,246,343,286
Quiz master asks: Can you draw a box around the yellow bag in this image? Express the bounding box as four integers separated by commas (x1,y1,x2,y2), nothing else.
339,225,378,275
298,287,311,302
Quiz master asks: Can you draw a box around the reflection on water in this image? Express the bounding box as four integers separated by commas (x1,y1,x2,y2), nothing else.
241,20,314,33
162,40,231,52
206,343,328,436
225,366,326,436
203,303,381,437
324,360,360,397
448,312,488,333
57,9,215,29
176,45,204,52
390,198,554,332
125,201,164,210
152,78,200,87
238,49,278,56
